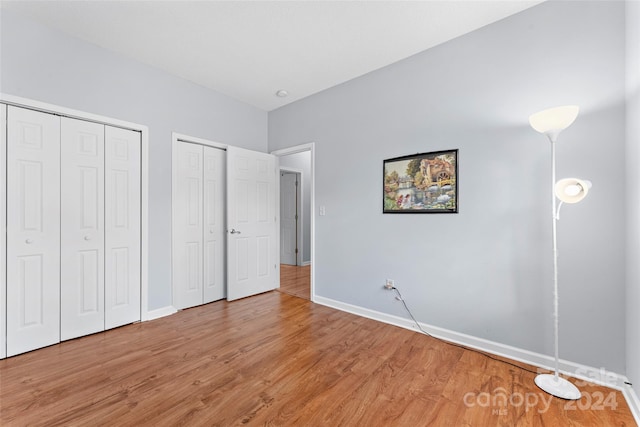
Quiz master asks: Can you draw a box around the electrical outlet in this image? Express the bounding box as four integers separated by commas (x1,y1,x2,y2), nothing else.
384,279,395,290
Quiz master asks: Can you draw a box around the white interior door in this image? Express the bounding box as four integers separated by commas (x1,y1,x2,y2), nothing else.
6,106,61,356
203,146,226,302
172,141,204,309
105,126,141,329
60,118,105,340
227,146,278,301
1,104,6,359
280,172,298,266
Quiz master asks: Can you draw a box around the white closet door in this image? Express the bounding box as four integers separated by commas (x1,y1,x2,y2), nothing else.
105,126,141,329
203,146,226,303
6,106,61,356
60,118,105,340
227,146,278,301
172,141,204,309
1,104,6,359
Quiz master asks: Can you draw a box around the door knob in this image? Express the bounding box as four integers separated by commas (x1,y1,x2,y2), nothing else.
84,235,92,241
229,229,241,235
210,229,214,234
25,238,33,244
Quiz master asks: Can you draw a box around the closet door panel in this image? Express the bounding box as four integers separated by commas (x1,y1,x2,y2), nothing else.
6,106,61,356
203,146,226,303
60,118,105,340
105,126,141,329
172,142,204,309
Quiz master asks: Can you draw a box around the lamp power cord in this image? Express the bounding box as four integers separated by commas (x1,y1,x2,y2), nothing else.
388,286,540,376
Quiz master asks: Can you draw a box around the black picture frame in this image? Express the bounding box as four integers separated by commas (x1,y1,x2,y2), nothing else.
383,149,458,214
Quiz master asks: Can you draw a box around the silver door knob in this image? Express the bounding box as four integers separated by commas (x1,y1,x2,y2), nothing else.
229,229,241,235
210,229,214,234
25,238,33,244
84,235,92,241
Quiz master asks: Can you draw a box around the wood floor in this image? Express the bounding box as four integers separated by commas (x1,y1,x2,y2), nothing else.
278,264,310,300
0,292,635,426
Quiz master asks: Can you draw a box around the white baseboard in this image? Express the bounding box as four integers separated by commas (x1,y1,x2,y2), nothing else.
144,305,177,321
623,385,640,426
301,261,311,266
314,295,640,424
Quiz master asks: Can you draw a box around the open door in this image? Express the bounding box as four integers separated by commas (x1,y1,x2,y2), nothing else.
280,171,300,266
226,146,279,301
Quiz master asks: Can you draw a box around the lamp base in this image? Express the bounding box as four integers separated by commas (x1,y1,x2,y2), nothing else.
534,374,581,400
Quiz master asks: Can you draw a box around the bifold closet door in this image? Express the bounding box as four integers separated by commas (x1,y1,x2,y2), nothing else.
105,126,141,329
173,141,204,310
60,118,105,341
173,142,225,309
203,146,225,303
61,122,140,335
6,106,61,357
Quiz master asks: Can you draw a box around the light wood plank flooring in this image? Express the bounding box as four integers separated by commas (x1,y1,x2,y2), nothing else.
278,264,310,300
0,292,635,426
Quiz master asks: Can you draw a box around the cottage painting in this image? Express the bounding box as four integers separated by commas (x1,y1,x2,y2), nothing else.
383,150,458,213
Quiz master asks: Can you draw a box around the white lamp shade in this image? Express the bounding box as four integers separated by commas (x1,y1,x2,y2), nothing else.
529,105,579,135
555,178,592,203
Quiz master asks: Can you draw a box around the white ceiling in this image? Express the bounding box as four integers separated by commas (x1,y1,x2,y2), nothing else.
2,0,543,111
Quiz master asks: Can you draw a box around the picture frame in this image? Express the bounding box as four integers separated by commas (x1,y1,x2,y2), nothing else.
383,149,458,214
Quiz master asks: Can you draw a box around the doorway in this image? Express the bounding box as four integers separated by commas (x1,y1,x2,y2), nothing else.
272,143,314,301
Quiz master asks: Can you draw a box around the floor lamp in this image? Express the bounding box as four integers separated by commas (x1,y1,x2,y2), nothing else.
529,105,591,400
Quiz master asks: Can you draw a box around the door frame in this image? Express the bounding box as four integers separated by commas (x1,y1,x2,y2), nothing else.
0,104,5,359
279,167,303,266
271,143,315,302
0,93,150,321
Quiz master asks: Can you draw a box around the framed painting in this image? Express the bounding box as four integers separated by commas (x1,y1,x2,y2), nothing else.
383,149,458,213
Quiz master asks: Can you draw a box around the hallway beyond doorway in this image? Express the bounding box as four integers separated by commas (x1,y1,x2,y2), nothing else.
278,264,310,300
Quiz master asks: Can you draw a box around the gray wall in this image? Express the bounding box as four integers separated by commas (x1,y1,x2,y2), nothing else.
279,151,311,264
0,8,268,311
269,0,627,373
626,0,640,396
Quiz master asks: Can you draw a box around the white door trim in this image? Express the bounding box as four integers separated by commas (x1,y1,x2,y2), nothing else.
173,132,228,151
1,93,150,322
270,143,315,302
0,104,5,359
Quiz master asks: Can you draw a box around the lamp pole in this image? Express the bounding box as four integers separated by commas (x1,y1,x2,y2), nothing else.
550,134,560,382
